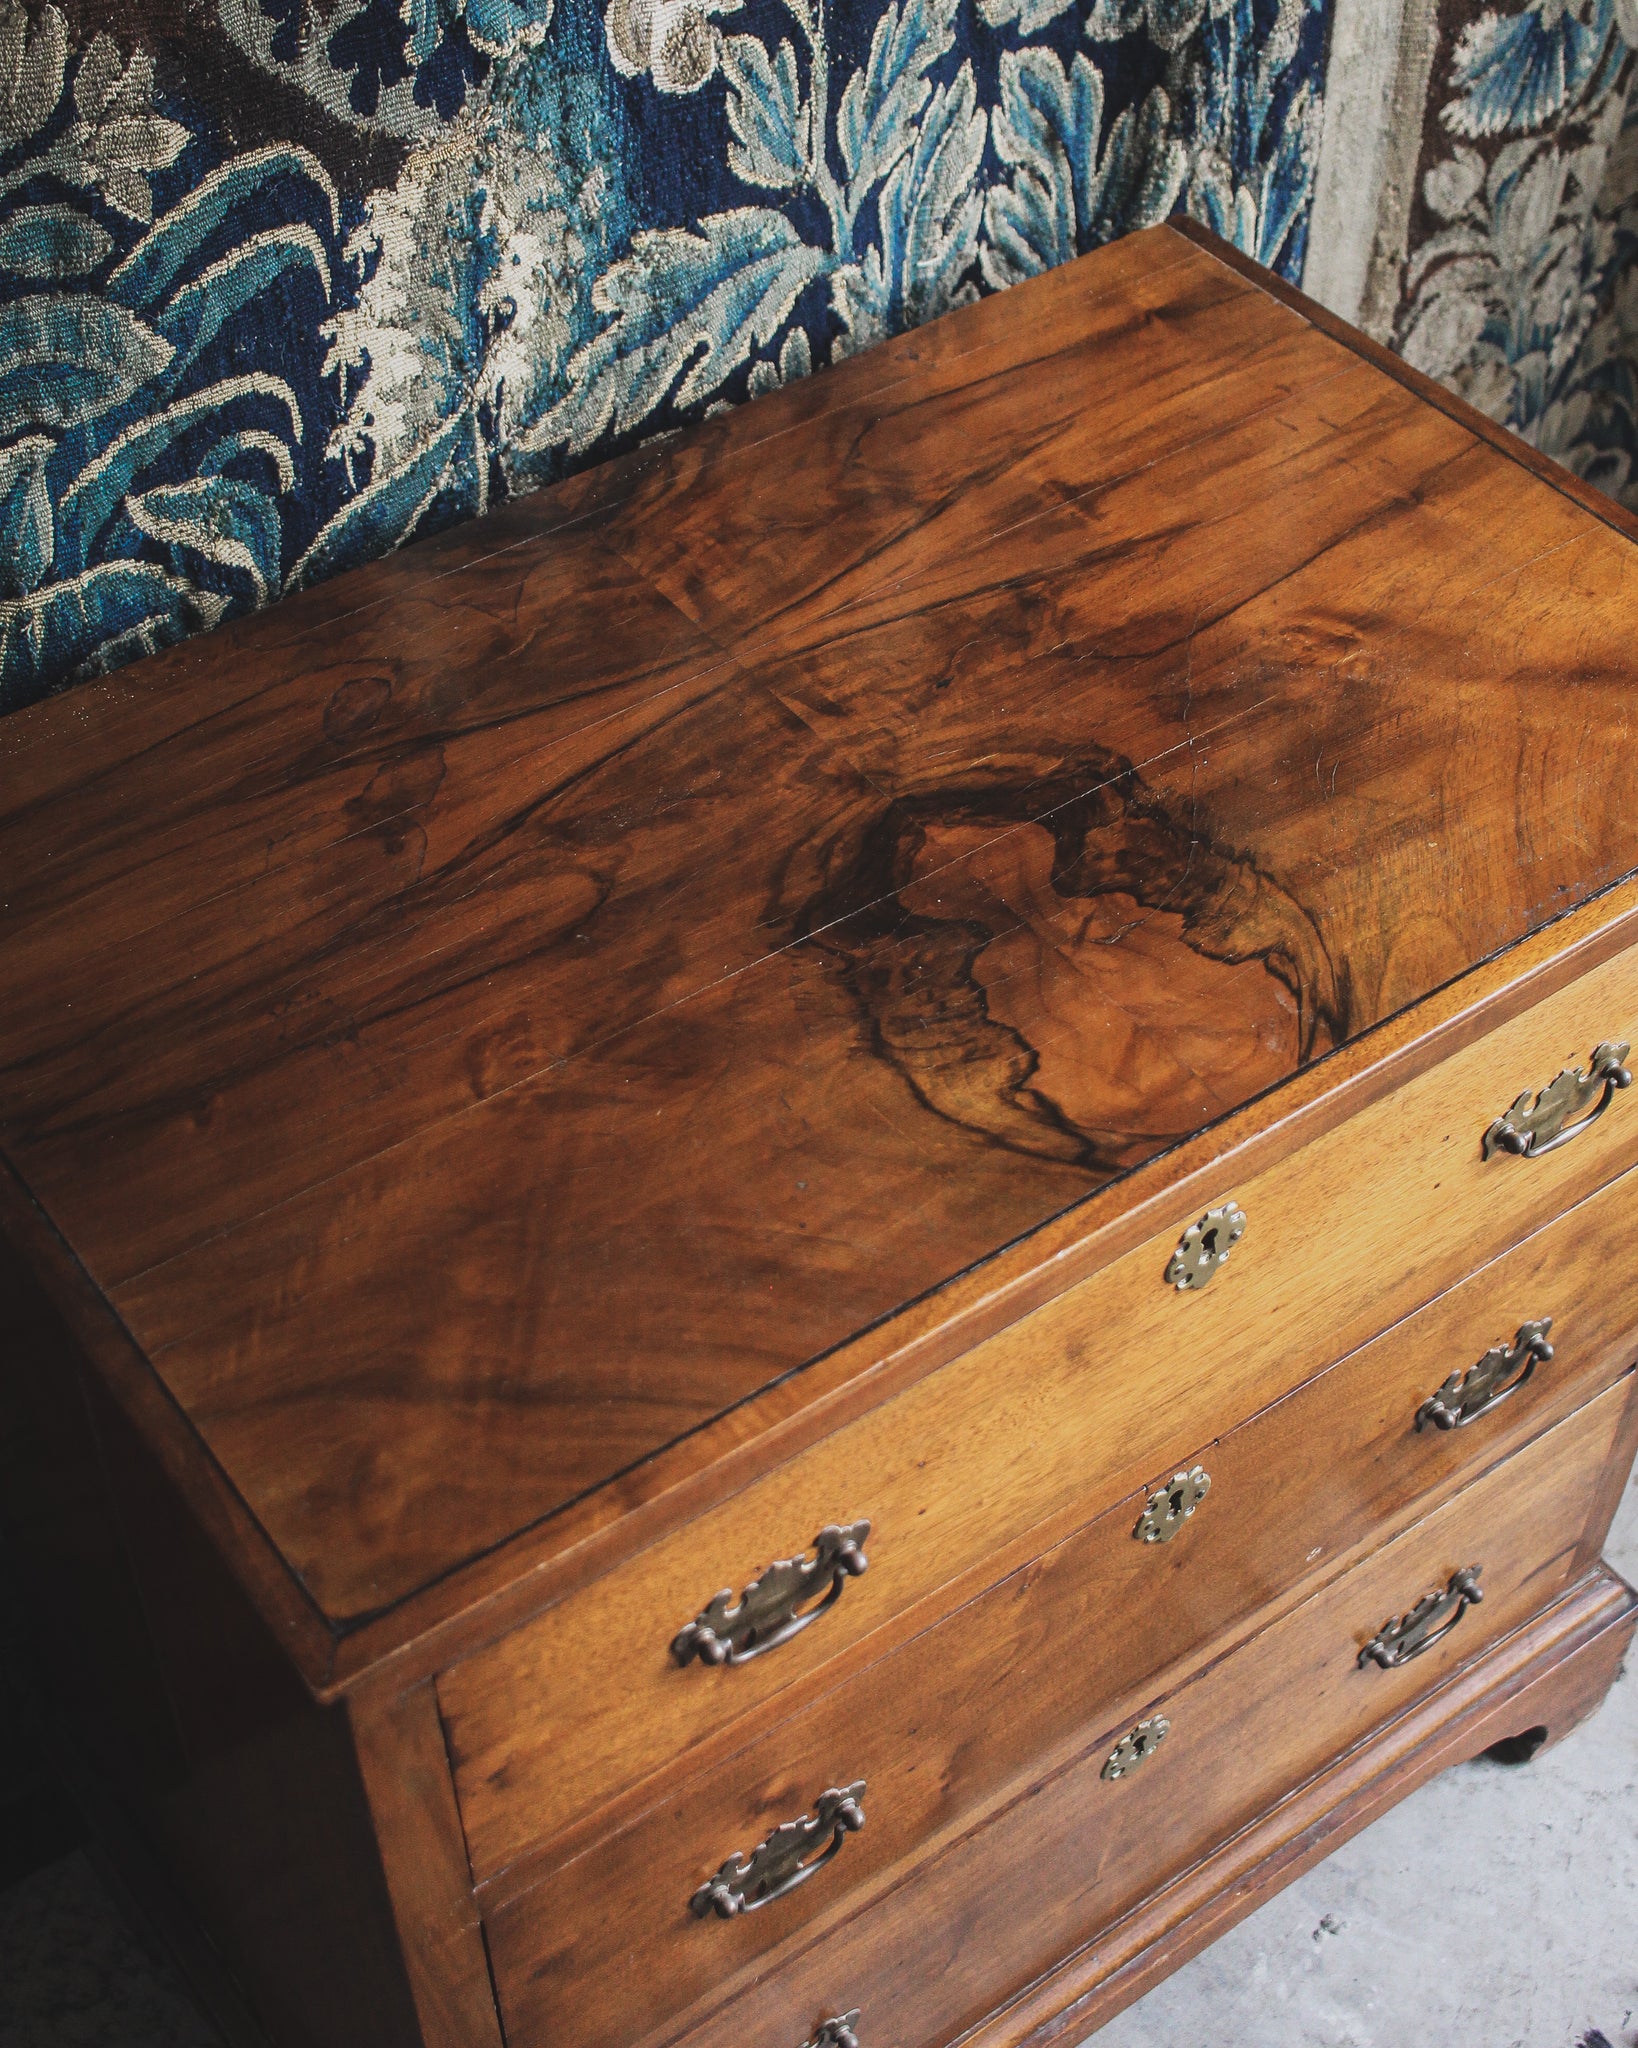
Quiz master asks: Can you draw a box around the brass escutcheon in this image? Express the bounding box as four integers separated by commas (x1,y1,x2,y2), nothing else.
800,2015,862,2048
1164,1204,1246,1291
1102,1715,1171,1780
1134,1466,1212,1543
671,1521,870,1667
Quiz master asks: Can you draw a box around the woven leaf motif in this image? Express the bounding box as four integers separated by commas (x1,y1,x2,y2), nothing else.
528,207,832,453
0,0,1334,713
984,53,1185,286
834,62,986,350
723,34,811,189
0,4,341,713
837,0,959,212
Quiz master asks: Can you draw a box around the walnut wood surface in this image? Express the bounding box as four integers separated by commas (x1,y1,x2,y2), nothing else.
445,1157,1638,1884
324,884,1638,1689
560,1382,1631,2048
938,1560,1638,2048
479,1359,1629,1998
348,1681,506,2048
469,1316,1633,1906
5,225,1638,1649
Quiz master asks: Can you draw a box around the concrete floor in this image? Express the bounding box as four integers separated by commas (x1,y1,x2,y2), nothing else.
1,1468,1634,2048
0,1853,218,2048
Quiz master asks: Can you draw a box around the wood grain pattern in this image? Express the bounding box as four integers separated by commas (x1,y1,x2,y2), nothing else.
7,222,1638,2048
473,1299,1630,1921
442,1154,1638,1883
348,1682,505,2048
1172,219,1638,557
5,223,1638,1653
485,1378,1635,2048
879,1561,1638,2048
331,875,1638,1689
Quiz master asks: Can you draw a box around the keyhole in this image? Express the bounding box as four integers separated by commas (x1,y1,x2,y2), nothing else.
1199,1225,1219,1259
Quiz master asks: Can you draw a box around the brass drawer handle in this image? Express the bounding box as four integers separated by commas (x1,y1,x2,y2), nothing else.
689,1782,866,1919
801,2014,861,2048
1415,1320,1554,1432
1359,1565,1483,1670
1134,1466,1211,1542
671,1520,870,1668
1482,1041,1630,1159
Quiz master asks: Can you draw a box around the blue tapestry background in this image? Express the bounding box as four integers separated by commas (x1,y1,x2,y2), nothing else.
0,0,1328,713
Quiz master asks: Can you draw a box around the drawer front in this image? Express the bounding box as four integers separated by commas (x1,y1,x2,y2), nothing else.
473,1151,1638,1922
486,1376,1635,2048
442,941,1638,1878
482,1366,1637,2048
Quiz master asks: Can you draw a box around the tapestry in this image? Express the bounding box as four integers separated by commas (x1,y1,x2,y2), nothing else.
3,0,1636,723
1306,0,1638,502
1375,0,1638,499
0,0,1327,714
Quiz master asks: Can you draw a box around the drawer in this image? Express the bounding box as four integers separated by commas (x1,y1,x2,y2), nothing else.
484,1375,1635,2048
470,1151,1638,1919
440,940,1638,1878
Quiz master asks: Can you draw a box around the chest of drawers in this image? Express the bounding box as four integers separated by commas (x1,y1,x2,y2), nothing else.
2,220,1637,2048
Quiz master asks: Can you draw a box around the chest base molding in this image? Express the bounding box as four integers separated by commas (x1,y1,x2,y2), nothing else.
962,1564,1637,2048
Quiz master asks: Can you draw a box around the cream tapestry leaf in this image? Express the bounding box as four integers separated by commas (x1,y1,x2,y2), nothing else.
530,207,833,453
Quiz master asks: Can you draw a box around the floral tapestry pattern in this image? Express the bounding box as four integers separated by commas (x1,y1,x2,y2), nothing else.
1390,0,1638,502
0,0,1328,714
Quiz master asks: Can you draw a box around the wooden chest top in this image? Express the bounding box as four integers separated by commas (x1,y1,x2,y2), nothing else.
4,223,1638,1680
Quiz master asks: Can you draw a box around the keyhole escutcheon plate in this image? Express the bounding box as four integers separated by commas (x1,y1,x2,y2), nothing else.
1135,1465,1212,1543
1164,1203,1246,1291
1102,1715,1171,1780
